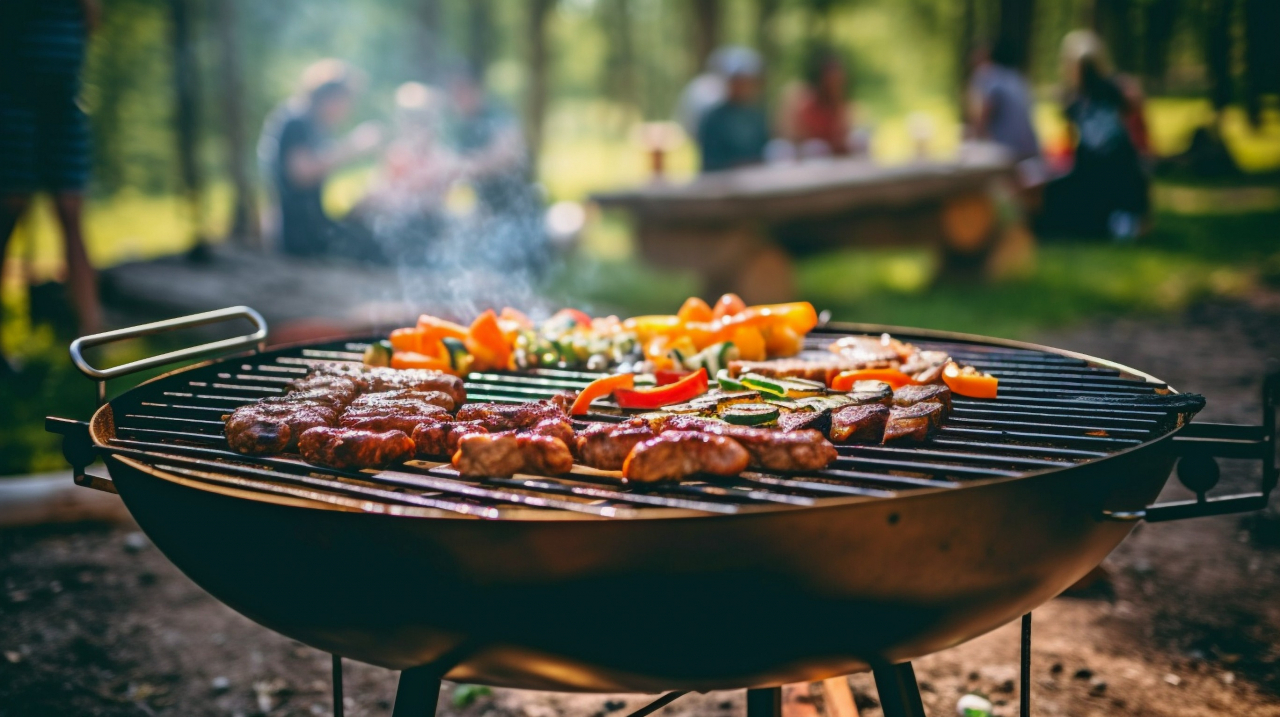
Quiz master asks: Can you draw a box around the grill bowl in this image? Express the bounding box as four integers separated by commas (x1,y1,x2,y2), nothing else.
85,324,1183,692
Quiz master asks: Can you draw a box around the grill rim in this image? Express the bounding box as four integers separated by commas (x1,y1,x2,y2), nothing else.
88,321,1186,522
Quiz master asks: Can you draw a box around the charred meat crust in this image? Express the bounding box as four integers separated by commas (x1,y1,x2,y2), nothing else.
297,427,416,469
622,431,751,483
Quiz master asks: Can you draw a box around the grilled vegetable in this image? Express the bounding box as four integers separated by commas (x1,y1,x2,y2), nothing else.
712,293,747,320
466,310,512,371
390,351,453,372
716,368,745,391
570,373,635,415
721,403,780,426
362,339,393,367
831,368,914,391
740,373,827,398
441,337,472,374
677,296,714,323
615,368,709,410
942,362,998,399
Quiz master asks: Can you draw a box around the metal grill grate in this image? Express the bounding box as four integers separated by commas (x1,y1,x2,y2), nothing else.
98,328,1190,519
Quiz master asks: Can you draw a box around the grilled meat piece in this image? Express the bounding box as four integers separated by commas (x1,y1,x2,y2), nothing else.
455,400,566,432
548,391,577,413
297,427,415,469
524,416,576,445
898,350,951,384
883,402,945,444
284,375,361,405
827,335,911,365
892,384,952,412
829,403,891,444
340,411,449,435
348,388,456,413
622,431,751,483
844,380,893,406
575,422,656,471
411,420,488,457
452,432,574,477
778,409,832,434
309,364,467,406
710,426,835,473
225,402,338,454
264,385,357,410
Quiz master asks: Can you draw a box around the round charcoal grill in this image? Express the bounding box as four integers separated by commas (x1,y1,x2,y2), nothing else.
46,307,1276,717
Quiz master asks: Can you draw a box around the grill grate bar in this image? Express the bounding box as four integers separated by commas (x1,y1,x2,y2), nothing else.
940,426,1142,446
832,455,1022,478
930,439,1107,458
950,407,1159,428
481,476,742,513
737,472,897,498
837,444,1070,468
952,397,1167,417
946,417,1153,437
816,469,959,489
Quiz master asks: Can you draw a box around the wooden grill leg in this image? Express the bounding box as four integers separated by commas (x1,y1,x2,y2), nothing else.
872,662,927,717
747,687,783,717
392,666,441,717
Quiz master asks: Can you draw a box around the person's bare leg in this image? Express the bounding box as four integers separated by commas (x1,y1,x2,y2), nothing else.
0,194,33,369
52,192,101,335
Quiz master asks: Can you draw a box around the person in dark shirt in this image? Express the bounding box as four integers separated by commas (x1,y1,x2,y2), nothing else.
258,60,383,258
0,0,102,377
697,49,769,173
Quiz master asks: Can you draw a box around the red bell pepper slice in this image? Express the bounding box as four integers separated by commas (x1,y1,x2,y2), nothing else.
570,373,635,415
654,369,694,386
614,368,709,410
553,307,593,327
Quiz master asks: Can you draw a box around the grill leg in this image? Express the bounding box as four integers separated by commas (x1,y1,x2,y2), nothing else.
1021,612,1032,717
746,687,782,717
332,655,344,717
392,666,441,717
872,662,927,717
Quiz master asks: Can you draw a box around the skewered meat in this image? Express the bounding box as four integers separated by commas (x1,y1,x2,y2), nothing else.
883,403,945,444
411,420,488,457
455,400,566,432
829,404,891,444
225,402,338,454
892,384,952,412
622,431,751,483
452,432,574,477
297,427,416,470
575,422,656,471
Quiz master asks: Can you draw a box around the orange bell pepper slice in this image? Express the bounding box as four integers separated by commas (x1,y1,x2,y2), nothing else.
416,315,469,342
391,351,454,373
942,362,998,399
762,323,803,357
570,373,635,415
751,302,819,334
389,327,425,353
731,325,767,361
677,296,714,323
623,315,683,342
499,306,533,329
712,293,747,320
465,309,513,371
832,368,914,391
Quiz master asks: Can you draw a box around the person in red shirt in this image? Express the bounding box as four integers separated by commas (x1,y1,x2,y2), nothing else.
777,46,858,158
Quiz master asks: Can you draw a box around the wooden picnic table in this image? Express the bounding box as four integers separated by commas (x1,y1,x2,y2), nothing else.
592,142,1033,304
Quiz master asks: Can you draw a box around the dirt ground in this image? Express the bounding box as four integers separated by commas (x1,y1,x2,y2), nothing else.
2,299,1279,717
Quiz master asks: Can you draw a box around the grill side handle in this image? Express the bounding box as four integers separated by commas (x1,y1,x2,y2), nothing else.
70,306,268,405
1103,359,1277,523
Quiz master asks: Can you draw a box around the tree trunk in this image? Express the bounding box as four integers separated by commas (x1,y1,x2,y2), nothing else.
525,0,554,174
690,0,720,69
757,0,781,96
168,0,203,245
418,0,443,82
467,0,493,76
213,0,256,244
1201,0,1233,115
957,0,976,123
1243,0,1280,126
1093,0,1136,73
996,0,1036,71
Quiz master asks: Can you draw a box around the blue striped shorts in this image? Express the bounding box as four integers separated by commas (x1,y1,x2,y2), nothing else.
0,82,91,194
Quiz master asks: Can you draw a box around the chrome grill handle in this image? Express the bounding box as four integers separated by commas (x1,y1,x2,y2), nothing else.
70,306,268,405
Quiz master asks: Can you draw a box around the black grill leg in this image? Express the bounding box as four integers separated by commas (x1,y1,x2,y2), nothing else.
392,666,441,717
872,662,927,717
1021,612,1032,717
332,655,344,717
746,687,782,717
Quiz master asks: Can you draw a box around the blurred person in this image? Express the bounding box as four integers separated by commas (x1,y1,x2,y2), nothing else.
967,37,1042,170
258,59,383,259
776,46,862,158
675,46,753,139
0,0,102,376
1039,31,1150,239
697,49,769,173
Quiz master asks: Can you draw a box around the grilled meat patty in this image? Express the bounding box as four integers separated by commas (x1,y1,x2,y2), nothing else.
297,427,416,469
224,402,338,455
452,432,575,477
622,431,751,482
883,402,945,443
829,403,891,444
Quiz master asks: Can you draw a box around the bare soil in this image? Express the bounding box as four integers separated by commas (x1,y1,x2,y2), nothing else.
2,300,1279,717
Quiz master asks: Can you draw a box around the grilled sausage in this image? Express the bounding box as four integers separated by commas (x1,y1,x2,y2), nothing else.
452,432,575,477
829,403,891,444
575,422,657,471
225,402,338,455
411,419,489,457
456,400,567,432
622,431,750,483
297,427,415,469
348,388,456,413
